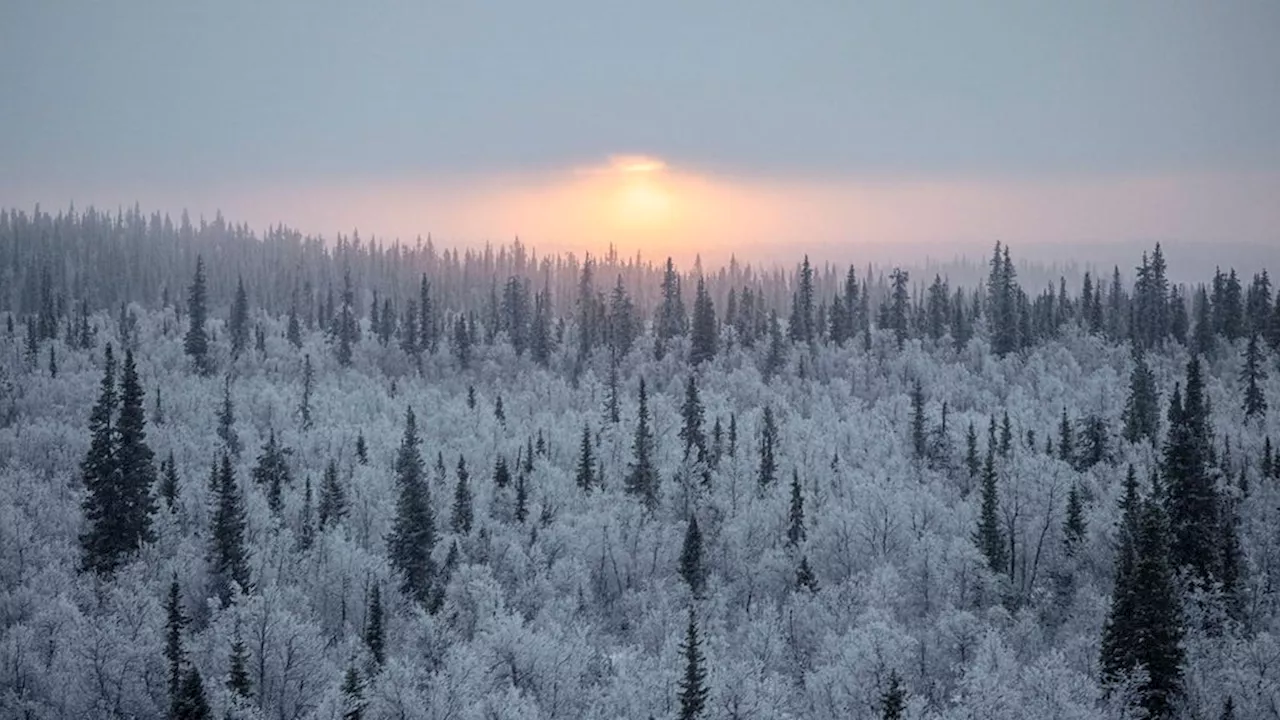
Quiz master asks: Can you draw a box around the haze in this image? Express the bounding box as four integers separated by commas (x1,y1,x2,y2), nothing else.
3,1,1279,266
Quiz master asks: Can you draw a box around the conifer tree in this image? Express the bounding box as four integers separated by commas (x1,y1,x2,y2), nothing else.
229,275,249,360
387,408,436,607
184,256,211,376
787,469,805,546
910,379,927,460
625,378,659,509
208,453,250,605
493,455,511,489
975,446,1005,574
298,476,315,551
451,456,473,533
48,343,56,378
252,430,291,516
287,296,303,349
655,258,687,359
679,516,706,598
1063,483,1086,557
342,666,365,720
318,458,346,531
365,584,385,668
336,267,358,367
1220,499,1243,622
164,578,188,710
172,667,211,720
217,377,241,458
796,556,819,593
757,407,778,491
1122,344,1160,444
300,354,314,430
227,623,252,700
605,353,621,423
1058,407,1075,463
679,375,706,463
677,610,709,720
965,422,980,483
689,276,717,366
880,670,906,720
1164,357,1220,585
1100,499,1183,719
515,470,529,524
575,424,595,491
763,309,786,381
1242,333,1268,419
159,451,180,510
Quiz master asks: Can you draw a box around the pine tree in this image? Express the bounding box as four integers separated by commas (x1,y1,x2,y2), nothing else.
605,353,621,423
318,458,346,531
298,476,315,551
795,555,819,593
47,343,56,378
208,453,250,604
679,375,707,463
159,451,180,510
172,667,211,720
910,379,927,460
336,267,358,367
883,268,911,346
184,257,211,376
515,470,529,524
677,610,709,720
1063,483,1086,557
217,377,241,458
1122,344,1160,444
965,422,980,483
387,408,436,608
1164,357,1220,585
880,670,906,720
1100,499,1184,719
287,296,303,349
655,258,688,359
1058,407,1075,463
365,584,385,668
227,623,252,700
493,455,511,490
575,424,595,491
341,666,365,720
787,469,805,546
299,354,314,430
451,456,473,534
689,276,717,366
763,309,786,381
975,446,1005,574
787,256,816,345
757,407,778,491
252,430,291,516
1242,333,1268,419
229,275,249,360
625,378,659,509
164,578,188,709
679,517,706,598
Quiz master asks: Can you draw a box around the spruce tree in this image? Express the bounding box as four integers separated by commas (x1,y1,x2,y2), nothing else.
679,517,706,598
184,257,211,376
575,424,595,491
318,458,346,531
787,469,805,546
1242,333,1268,419
880,670,906,720
365,584,385,668
1122,344,1160,444
298,476,315,551
689,276,717,366
655,258,687,359
227,623,252,700
300,354,314,430
341,666,365,720
679,375,707,463
252,430,291,516
965,422,980,483
172,667,211,720
677,610,709,720
1164,357,1220,585
1058,407,1074,464
493,455,511,489
763,309,786,381
515,470,529,524
757,407,778,491
1063,483,1086,557
796,556,819,593
1100,499,1183,719
164,578,188,710
355,432,368,465
159,451,180,510
208,453,251,604
910,379,927,460
387,408,436,607
451,456,473,534
605,353,621,423
625,378,658,509
974,446,1005,574
1220,499,1243,622
287,296,303,349
1221,696,1236,720
336,267,358,367
229,275,249,360
217,377,241,458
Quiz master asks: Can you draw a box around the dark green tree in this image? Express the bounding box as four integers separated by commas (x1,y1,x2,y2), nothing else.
217,377,240,458
365,584,385,668
172,667,211,720
300,354,314,430
227,623,252,700
655,258,688,359
757,407,778,491
787,469,805,546
689,276,718,366
164,578,188,711
335,267,358,367
298,476,315,551
677,610,709,720
788,256,816,345
679,516,706,598
1058,407,1075,464
763,309,786,381
1242,333,1268,419
910,379,927,460
493,455,512,490
880,670,906,720
341,666,365,720
1122,344,1160,444
159,451,180,510
252,430,291,516
625,378,659,509
974,446,1005,574
796,555,819,593
451,456,473,534
1063,483,1086,557
287,295,303,349
208,453,251,605
387,408,437,608
1164,357,1220,585
575,424,595,491
679,375,707,465
318,458,346,531
229,275,249,360
183,257,211,375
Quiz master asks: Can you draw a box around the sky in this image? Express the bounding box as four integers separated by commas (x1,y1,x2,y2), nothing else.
2,2,1279,267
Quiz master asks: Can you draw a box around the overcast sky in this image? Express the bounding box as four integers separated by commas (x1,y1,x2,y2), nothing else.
3,2,1278,264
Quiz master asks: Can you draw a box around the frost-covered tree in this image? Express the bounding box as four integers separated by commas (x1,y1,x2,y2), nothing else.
974,446,1005,574
1164,357,1219,585
451,456,473,533
387,408,437,608
164,578,188,711
787,469,806,546
184,256,212,375
365,584,385,668
625,378,658,509
318,458,346,531
229,275,249,360
757,406,778,491
208,453,251,604
252,430,291,515
217,376,241,458
173,667,211,720
677,610,709,720
679,516,705,598
575,423,595,491
689,275,717,366
1122,344,1160,444
1242,333,1267,419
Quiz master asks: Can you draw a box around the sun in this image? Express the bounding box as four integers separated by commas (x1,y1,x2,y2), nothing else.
605,155,674,230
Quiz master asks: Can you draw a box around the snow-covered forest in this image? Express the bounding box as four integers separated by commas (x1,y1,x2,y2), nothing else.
2,205,1280,720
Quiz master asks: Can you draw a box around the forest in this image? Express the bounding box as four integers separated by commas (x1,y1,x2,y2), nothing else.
1,204,1279,719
